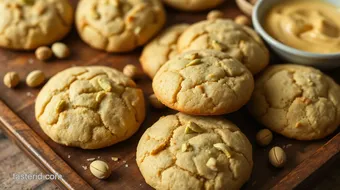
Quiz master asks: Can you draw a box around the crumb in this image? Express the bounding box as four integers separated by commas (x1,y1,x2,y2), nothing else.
97,156,101,159
87,158,96,162
125,164,129,168
67,155,71,158
123,160,126,163
140,184,142,186
283,144,292,149
28,58,34,64
111,157,119,161
26,92,34,97
82,166,88,170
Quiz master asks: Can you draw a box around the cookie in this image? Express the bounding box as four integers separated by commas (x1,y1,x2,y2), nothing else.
140,24,189,79
0,0,73,50
178,19,269,74
163,0,224,11
35,66,145,149
248,64,340,140
152,50,254,115
76,0,166,52
136,113,253,190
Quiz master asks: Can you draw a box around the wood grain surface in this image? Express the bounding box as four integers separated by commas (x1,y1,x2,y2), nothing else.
0,0,339,190
0,129,59,190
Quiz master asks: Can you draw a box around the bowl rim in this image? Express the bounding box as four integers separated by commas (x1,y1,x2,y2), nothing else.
252,0,340,58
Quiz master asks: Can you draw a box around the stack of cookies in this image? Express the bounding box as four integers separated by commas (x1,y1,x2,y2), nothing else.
136,11,272,190
140,14,270,78
136,10,340,190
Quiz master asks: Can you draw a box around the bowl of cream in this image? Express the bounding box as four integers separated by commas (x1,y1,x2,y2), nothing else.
253,0,340,69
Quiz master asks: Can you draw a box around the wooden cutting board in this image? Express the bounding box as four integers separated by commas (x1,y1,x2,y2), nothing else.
0,1,339,189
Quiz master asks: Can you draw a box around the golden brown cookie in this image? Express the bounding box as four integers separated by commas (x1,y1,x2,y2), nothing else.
140,24,189,79
76,0,166,52
35,66,145,149
0,0,73,50
178,19,269,74
136,113,253,190
163,0,224,11
152,50,254,115
248,64,340,140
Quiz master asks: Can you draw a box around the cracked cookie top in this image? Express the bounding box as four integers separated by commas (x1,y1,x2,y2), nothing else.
136,113,253,190
162,0,224,11
177,19,270,75
75,0,166,52
35,66,145,149
152,50,254,115
248,64,340,140
140,24,189,79
0,0,73,50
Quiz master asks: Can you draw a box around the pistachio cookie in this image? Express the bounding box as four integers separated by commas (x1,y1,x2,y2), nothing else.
152,50,254,115
136,113,253,190
0,0,73,50
76,0,166,52
140,24,189,78
35,66,145,149
248,64,340,140
163,0,224,11
178,19,269,74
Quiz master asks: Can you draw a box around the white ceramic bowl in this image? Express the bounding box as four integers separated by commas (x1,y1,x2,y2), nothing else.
252,0,340,69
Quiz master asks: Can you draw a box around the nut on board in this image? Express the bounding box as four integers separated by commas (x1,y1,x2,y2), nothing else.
269,146,287,168
89,160,111,179
207,10,224,20
52,42,70,59
35,46,52,61
123,64,141,79
234,15,251,26
4,72,20,88
26,70,45,87
149,94,165,109
256,129,273,146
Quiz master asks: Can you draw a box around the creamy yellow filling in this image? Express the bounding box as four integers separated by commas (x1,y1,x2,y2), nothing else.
265,0,340,54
